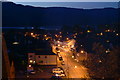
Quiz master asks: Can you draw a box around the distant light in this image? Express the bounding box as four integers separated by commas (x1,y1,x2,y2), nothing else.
57,41,60,43
46,38,48,40
29,65,31,67
59,32,62,34
87,30,91,33
113,30,116,32
33,61,36,63
74,36,76,38
81,45,83,47
71,45,74,48
33,35,36,38
108,29,110,32
106,40,110,43
44,35,47,37
106,49,110,53
105,29,110,32
32,27,34,29
13,42,19,45
58,44,60,47
57,50,60,53
75,33,77,35
55,34,58,37
30,60,33,63
77,60,79,62
74,59,77,61
55,74,58,76
72,56,74,58
66,38,69,40
116,33,119,36
97,33,99,36
99,60,102,63
100,32,103,36
31,33,34,35
75,66,77,68
80,50,84,53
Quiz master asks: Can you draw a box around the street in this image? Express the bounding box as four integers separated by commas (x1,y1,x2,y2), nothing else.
59,51,89,78
53,39,90,78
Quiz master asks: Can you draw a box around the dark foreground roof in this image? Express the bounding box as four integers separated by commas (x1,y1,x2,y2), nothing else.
28,49,56,55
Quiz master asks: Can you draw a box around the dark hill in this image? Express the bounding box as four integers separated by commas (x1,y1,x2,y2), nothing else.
2,2,119,28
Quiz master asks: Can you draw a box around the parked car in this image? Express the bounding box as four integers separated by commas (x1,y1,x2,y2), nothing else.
55,73,66,77
30,70,36,74
50,75,62,79
52,67,64,73
61,61,65,65
59,57,63,61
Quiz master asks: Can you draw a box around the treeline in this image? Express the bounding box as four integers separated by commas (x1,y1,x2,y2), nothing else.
83,44,120,79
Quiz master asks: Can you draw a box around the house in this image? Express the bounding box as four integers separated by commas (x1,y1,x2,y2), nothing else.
28,50,57,65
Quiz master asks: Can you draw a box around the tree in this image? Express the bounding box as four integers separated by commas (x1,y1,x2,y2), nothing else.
105,46,120,78
83,45,120,79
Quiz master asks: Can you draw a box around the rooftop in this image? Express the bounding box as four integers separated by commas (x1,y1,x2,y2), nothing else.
28,49,56,55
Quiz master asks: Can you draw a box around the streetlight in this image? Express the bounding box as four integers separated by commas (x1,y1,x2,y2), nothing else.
44,35,47,37
100,32,103,36
72,56,74,58
58,44,60,47
87,30,91,33
66,38,69,40
31,32,34,35
75,66,77,68
116,33,119,36
80,50,84,53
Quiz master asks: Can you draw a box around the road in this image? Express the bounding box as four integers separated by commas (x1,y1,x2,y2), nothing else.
59,51,89,78
52,39,89,78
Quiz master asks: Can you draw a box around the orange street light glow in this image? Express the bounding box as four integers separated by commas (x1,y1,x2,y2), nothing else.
100,32,103,35
81,50,84,53
31,33,34,35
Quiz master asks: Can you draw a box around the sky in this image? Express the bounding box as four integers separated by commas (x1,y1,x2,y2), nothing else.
15,2,118,9
7,0,120,2
4,0,120,9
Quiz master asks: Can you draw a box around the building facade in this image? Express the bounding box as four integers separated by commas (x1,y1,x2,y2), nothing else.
28,52,57,65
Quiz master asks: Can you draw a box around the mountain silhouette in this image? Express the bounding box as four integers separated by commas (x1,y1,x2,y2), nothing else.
2,2,119,28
